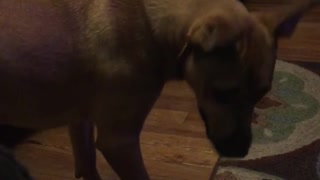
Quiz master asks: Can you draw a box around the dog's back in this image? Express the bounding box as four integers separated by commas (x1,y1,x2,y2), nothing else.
0,0,159,129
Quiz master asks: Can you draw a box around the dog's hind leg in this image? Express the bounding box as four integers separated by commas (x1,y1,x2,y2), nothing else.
69,119,101,180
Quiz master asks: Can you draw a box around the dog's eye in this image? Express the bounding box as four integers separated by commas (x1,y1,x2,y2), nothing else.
193,44,237,61
211,87,240,104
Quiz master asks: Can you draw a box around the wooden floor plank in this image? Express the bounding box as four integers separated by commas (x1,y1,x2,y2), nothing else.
14,126,217,180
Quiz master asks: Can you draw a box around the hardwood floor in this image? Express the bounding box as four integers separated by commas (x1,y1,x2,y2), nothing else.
11,3,320,180
14,80,217,180
246,1,320,62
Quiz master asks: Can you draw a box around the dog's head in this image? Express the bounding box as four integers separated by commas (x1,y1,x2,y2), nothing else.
182,0,313,157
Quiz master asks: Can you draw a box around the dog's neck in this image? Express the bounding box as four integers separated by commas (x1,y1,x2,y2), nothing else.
143,0,201,80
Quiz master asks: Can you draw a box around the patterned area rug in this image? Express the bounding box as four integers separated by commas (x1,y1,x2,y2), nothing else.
214,60,320,180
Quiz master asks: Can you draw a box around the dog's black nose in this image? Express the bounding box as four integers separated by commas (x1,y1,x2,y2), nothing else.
215,141,249,157
211,131,252,158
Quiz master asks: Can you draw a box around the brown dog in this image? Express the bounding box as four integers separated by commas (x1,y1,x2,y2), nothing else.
0,0,315,179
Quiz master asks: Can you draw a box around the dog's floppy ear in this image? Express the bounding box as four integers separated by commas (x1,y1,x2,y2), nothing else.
257,0,315,38
187,11,253,52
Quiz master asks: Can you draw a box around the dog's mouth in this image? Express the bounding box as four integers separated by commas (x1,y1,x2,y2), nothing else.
214,135,251,158
197,107,252,158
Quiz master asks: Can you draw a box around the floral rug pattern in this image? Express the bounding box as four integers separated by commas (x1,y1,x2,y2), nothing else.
215,60,320,180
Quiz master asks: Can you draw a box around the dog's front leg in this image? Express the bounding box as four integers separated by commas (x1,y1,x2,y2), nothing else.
94,91,160,180
69,119,101,180
96,135,148,180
